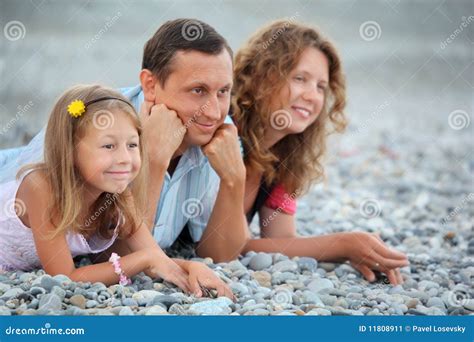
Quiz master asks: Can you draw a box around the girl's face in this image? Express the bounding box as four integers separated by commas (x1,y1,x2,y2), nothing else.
270,47,329,136
75,110,141,196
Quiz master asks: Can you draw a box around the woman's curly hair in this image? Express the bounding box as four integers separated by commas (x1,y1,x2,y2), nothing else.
232,20,347,195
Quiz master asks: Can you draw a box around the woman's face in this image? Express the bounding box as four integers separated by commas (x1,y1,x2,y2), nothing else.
269,47,329,136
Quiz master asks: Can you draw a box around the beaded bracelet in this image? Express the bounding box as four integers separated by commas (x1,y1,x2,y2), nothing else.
109,253,131,286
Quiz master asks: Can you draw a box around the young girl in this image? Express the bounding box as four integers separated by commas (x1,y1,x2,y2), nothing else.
232,21,408,285
0,85,233,298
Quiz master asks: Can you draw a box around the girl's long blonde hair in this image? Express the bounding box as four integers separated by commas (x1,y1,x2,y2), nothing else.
232,20,347,195
18,85,148,239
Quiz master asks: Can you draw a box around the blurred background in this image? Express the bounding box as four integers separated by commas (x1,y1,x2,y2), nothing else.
0,0,472,149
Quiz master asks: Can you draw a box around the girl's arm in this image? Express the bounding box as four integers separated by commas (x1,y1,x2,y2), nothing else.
124,222,233,298
21,172,172,286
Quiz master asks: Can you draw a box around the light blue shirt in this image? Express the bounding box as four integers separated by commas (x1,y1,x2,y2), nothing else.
0,85,232,248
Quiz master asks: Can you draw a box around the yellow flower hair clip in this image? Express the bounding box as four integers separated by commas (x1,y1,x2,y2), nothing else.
67,100,86,118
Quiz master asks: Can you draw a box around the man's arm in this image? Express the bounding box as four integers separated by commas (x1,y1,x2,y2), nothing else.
196,124,250,262
138,101,185,231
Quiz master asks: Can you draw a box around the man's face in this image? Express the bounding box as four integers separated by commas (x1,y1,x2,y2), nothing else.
153,49,233,148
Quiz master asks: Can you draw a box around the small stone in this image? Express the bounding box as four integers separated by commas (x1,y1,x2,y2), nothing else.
51,286,66,301
463,299,474,311
40,275,61,292
405,298,419,309
69,295,87,310
335,264,357,278
307,278,334,293
86,300,98,308
168,303,187,315
149,295,181,309
253,271,272,288
0,283,11,294
271,272,297,285
122,298,138,307
306,308,332,316
19,273,35,283
30,287,46,297
188,297,233,315
145,305,168,315
388,285,404,295
301,291,324,306
119,306,134,316
249,253,273,271
132,290,160,306
52,274,72,285
227,260,246,272
0,306,11,316
272,260,298,273
230,283,250,297
297,257,318,272
318,263,337,272
0,288,24,300
38,294,62,312
252,308,270,316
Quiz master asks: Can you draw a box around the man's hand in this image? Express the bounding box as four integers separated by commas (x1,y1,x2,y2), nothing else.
139,101,186,166
201,124,246,187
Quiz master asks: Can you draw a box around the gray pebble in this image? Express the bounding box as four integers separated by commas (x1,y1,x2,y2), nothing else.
39,275,62,292
307,278,334,293
149,295,181,309
249,253,273,271
297,257,318,272
272,260,298,273
119,306,134,316
188,297,233,315
38,293,62,312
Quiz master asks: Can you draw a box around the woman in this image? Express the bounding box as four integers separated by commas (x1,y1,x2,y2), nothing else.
232,20,408,285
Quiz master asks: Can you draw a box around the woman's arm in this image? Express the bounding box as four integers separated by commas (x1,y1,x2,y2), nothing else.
259,205,297,238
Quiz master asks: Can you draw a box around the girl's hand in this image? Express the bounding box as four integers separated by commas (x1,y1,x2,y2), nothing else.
186,261,235,301
145,248,191,293
344,232,408,285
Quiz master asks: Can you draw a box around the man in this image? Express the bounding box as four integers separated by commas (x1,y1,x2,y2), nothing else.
0,19,249,262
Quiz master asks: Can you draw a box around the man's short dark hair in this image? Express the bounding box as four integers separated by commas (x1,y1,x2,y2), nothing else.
142,18,233,87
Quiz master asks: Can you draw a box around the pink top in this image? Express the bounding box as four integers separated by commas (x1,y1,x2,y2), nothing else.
264,184,297,215
0,169,120,272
